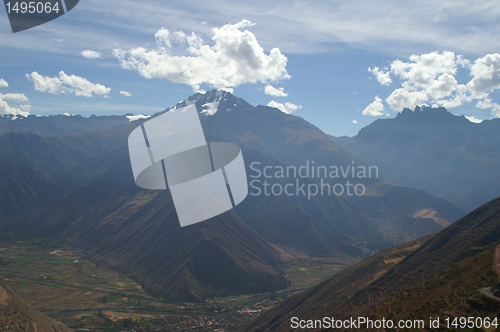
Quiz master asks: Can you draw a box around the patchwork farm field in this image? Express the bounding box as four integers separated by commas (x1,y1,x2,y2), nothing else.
0,240,359,331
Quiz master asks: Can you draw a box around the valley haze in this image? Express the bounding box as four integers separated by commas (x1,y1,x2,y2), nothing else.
1,0,500,330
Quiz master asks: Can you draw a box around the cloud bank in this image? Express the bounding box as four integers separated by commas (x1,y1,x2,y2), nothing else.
365,51,500,118
113,20,290,91
26,71,111,97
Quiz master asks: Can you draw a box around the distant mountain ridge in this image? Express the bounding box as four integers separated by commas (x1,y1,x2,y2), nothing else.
332,106,500,212
0,113,134,137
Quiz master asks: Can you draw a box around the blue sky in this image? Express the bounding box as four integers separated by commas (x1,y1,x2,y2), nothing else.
1,0,500,136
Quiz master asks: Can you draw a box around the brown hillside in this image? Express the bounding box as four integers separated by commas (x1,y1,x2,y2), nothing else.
0,277,72,331
242,196,500,331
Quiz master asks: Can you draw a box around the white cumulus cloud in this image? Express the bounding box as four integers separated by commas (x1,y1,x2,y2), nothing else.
467,53,500,97
0,100,29,118
264,85,288,97
476,96,500,117
362,96,386,116
365,51,500,118
120,91,132,97
386,88,428,112
352,120,358,124
219,87,233,94
0,93,28,101
368,67,392,85
0,80,30,117
113,20,290,91
81,50,103,59
26,71,111,97
267,100,302,114
0,93,30,118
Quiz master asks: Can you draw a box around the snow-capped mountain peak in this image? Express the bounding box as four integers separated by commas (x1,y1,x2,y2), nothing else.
171,89,250,116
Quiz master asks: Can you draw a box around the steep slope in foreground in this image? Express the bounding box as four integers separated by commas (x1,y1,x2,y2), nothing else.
242,196,500,331
0,277,72,331
372,245,500,322
8,159,287,302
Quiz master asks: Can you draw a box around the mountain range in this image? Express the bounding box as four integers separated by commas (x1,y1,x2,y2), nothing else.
332,106,500,212
0,113,131,137
1,91,465,304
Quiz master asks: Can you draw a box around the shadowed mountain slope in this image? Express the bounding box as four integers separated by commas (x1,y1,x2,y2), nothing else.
233,147,378,256
6,158,288,302
242,196,500,331
371,245,500,322
0,143,64,219
0,129,130,182
0,128,132,221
